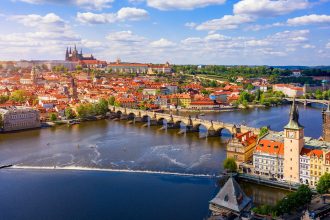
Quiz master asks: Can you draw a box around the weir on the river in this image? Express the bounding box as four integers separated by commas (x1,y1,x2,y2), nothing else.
109,106,263,137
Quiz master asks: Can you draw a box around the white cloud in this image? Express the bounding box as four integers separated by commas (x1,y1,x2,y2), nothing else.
302,44,315,49
10,13,65,31
146,0,226,10
150,38,176,47
185,22,197,29
77,7,148,24
287,14,330,26
0,12,83,60
326,42,330,49
106,31,146,43
196,14,254,31
15,0,114,10
233,0,309,17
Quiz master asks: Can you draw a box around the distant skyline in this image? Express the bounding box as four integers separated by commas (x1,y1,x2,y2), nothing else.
0,0,330,65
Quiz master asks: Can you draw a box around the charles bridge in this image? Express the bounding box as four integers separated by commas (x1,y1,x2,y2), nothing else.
109,106,262,137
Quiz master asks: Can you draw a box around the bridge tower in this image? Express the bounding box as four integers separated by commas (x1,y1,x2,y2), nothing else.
322,102,330,142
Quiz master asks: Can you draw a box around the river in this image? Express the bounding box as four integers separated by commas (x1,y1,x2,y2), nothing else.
0,104,324,220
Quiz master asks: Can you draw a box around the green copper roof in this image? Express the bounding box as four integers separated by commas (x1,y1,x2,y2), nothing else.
284,98,304,130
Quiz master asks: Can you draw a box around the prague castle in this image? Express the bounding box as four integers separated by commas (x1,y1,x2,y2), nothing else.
65,45,96,62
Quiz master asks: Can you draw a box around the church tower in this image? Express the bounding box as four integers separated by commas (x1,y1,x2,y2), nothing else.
31,66,38,84
283,98,304,184
322,102,330,142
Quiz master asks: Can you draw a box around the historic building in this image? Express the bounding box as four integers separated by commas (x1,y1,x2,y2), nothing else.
20,66,45,85
308,149,324,186
322,103,330,142
253,137,284,179
299,148,311,185
250,99,330,188
65,45,96,62
0,106,41,132
227,131,257,165
209,176,252,218
283,100,305,184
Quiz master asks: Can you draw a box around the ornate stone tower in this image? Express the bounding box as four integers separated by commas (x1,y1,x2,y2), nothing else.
283,99,304,184
31,66,37,84
322,102,330,142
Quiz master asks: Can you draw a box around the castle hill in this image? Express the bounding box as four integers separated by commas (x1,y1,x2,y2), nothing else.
1,0,330,219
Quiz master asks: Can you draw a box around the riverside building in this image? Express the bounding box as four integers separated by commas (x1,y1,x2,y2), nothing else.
252,100,330,187
0,106,41,132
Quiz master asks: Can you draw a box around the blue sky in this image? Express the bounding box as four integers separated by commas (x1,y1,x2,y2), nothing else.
0,0,330,65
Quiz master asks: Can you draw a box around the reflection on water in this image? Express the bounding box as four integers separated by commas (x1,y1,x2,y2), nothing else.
239,180,289,206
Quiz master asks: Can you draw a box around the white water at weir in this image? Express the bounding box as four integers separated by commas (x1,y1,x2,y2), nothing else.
10,165,219,178
9,140,225,176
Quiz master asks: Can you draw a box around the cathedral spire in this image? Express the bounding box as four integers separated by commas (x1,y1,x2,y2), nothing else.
285,98,304,130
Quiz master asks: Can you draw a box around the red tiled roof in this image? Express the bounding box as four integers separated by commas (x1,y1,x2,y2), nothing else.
255,139,284,155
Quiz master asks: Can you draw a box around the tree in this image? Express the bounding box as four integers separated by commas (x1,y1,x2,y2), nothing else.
65,107,75,119
108,96,115,106
0,95,9,104
76,65,83,71
76,104,88,118
10,90,29,103
223,158,237,173
0,114,3,129
259,127,269,137
50,113,57,121
95,99,109,116
317,173,330,194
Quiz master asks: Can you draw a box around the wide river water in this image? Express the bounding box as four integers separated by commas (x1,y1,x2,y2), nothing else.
0,104,324,220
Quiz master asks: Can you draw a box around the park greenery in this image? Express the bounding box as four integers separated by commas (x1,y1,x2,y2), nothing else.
252,184,313,217
50,113,57,121
316,172,330,194
223,158,237,173
173,65,329,85
235,89,285,107
76,99,109,118
9,90,29,103
65,107,76,119
305,90,330,100
0,95,9,104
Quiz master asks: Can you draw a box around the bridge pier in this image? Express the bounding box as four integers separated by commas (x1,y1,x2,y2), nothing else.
149,119,158,126
207,129,220,137
166,122,180,129
109,112,118,119
134,117,142,123
120,114,129,120
185,125,199,133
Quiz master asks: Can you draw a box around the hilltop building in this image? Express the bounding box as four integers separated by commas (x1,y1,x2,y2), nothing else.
107,59,172,74
65,45,96,62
